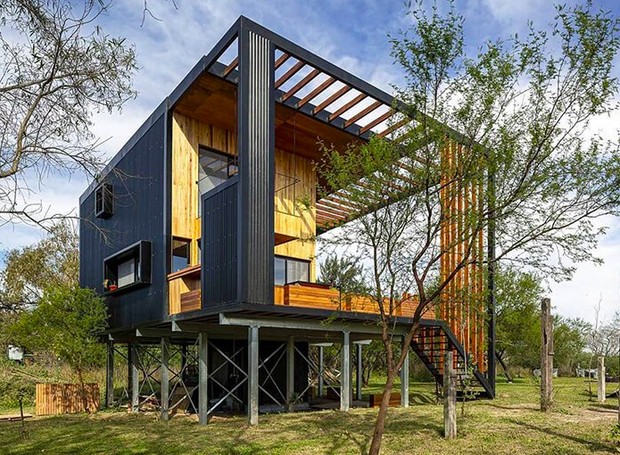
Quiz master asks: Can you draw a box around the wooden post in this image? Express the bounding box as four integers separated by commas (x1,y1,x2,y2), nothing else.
540,298,553,412
597,356,606,403
443,350,456,439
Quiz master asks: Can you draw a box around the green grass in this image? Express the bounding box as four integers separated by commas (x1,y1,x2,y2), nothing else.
0,378,618,454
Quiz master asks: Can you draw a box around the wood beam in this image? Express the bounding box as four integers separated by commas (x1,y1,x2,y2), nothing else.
222,57,238,78
377,117,410,138
344,100,382,128
275,61,305,89
275,53,291,70
359,110,394,135
328,93,367,122
313,85,351,115
281,68,320,102
297,77,336,108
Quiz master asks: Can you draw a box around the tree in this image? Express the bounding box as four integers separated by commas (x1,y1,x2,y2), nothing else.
495,266,544,376
8,285,108,409
0,0,136,230
317,2,620,453
0,221,78,312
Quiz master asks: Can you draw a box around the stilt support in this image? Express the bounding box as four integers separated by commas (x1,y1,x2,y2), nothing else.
198,332,209,425
356,342,363,401
340,331,351,411
286,336,295,409
130,344,139,413
161,337,170,421
248,326,259,425
105,339,114,407
318,346,324,397
401,340,410,408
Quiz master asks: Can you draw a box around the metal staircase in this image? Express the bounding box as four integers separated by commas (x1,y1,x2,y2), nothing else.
411,321,495,398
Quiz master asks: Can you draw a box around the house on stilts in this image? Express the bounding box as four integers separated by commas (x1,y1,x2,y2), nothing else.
79,16,496,424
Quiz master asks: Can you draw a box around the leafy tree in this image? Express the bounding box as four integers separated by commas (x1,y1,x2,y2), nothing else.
318,2,620,452
554,316,590,375
0,221,78,312
0,0,136,230
8,285,108,409
495,266,544,376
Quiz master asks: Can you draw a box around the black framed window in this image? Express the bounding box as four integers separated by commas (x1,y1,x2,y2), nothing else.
172,237,191,272
103,240,151,293
197,147,238,215
95,183,113,219
274,256,310,285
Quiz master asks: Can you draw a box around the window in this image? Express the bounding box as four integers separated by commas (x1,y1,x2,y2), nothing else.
172,238,191,272
197,147,238,215
95,183,113,219
274,256,310,285
103,240,151,292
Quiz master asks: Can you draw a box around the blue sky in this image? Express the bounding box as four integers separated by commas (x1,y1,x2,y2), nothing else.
2,0,620,323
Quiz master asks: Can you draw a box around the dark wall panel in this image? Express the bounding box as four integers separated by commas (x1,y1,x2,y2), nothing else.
80,114,166,329
202,179,238,306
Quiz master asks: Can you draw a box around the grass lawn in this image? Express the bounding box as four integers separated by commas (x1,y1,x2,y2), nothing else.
0,378,618,454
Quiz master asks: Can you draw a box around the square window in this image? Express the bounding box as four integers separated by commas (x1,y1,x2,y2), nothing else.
95,183,113,218
117,257,136,287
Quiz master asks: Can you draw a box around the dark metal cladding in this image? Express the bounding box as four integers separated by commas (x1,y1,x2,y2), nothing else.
237,25,275,305
202,179,238,307
79,115,166,329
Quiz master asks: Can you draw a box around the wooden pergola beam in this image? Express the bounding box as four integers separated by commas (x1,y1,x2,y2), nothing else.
359,110,394,135
281,68,320,102
377,118,410,138
313,85,351,115
296,77,336,108
344,100,383,128
328,93,367,122
275,61,305,89
222,57,238,78
275,53,291,70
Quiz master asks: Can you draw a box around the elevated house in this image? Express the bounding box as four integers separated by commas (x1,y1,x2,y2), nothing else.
79,16,496,424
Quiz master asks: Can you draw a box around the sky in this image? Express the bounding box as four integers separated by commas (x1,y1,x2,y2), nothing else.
2,0,620,325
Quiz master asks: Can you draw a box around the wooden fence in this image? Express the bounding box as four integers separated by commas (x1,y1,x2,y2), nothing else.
35,383,100,416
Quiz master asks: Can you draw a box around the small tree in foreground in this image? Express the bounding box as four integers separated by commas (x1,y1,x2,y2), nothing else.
318,2,620,453
9,285,108,410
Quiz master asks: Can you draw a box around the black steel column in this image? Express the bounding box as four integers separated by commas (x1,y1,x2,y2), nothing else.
105,339,114,407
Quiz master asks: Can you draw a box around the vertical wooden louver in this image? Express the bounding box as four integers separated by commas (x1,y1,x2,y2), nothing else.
439,140,486,373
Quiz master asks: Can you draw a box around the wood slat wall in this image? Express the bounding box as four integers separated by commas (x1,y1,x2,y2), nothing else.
439,141,486,372
35,383,100,416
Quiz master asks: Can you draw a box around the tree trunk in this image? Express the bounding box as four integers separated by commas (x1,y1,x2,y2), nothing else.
496,351,513,383
368,367,397,455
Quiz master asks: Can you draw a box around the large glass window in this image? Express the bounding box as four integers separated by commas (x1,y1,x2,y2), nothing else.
197,147,238,215
172,238,190,272
274,256,310,285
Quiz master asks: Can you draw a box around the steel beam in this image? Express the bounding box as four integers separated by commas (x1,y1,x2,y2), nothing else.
161,337,170,421
400,340,410,408
198,332,209,425
286,336,295,407
219,313,406,336
248,326,260,425
340,331,351,411
105,340,114,407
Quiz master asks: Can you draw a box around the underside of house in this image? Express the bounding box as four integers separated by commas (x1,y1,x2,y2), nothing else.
79,16,496,424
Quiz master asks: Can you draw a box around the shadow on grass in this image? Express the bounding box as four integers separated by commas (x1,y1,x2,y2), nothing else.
508,419,617,454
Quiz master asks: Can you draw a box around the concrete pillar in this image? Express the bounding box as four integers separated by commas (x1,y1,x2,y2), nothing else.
598,356,606,403
340,331,351,411
401,341,410,408
105,340,114,407
356,343,363,401
130,344,139,413
318,345,324,397
248,326,259,425
287,336,295,408
160,337,170,421
198,332,209,425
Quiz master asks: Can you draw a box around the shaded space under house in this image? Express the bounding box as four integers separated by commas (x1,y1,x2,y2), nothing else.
79,16,496,424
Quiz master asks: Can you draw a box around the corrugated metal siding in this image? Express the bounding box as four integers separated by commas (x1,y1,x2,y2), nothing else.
238,30,275,305
202,180,238,306
79,115,166,329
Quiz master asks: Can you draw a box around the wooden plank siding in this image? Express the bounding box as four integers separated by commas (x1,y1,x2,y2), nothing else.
35,383,99,416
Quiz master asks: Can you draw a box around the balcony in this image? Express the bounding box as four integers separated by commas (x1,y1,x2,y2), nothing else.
169,266,434,319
